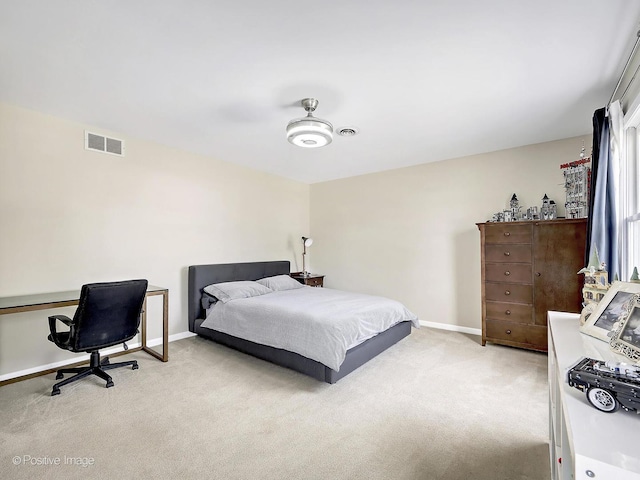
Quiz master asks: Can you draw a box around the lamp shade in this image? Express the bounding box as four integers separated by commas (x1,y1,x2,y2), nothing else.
286,117,333,148
303,237,313,247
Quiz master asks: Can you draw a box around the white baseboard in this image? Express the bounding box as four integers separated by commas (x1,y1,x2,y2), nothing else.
145,330,196,348
2,325,479,383
0,331,197,383
419,320,481,336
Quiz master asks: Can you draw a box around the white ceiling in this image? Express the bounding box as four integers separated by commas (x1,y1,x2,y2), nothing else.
1,1,639,184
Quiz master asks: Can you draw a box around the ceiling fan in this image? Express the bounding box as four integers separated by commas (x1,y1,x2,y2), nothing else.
286,98,333,148
286,98,359,149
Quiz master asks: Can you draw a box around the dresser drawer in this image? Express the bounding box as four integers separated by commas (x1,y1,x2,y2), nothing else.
485,244,532,263
485,319,547,348
484,224,532,244
485,263,532,283
485,302,533,324
485,282,532,304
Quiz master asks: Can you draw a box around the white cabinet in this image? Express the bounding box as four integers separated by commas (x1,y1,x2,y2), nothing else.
548,312,640,479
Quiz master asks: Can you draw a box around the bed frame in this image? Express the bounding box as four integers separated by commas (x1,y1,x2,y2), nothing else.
187,261,412,383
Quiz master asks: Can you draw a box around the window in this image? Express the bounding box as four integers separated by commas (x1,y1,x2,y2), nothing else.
622,104,640,280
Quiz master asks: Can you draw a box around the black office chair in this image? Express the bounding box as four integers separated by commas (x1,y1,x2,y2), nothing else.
47,279,148,396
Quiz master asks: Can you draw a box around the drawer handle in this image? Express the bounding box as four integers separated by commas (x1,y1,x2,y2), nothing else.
504,251,510,256
505,290,511,295
505,310,511,315
504,232,511,237
536,272,541,277
505,329,512,335
504,271,510,276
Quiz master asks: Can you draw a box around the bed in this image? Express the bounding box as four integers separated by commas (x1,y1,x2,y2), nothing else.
188,261,417,383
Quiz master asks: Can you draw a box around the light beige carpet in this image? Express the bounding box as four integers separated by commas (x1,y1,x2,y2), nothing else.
0,327,550,480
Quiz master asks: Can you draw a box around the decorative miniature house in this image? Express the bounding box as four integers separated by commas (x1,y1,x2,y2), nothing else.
561,144,591,219
540,194,557,220
490,193,524,222
507,193,521,222
510,193,519,210
578,248,609,305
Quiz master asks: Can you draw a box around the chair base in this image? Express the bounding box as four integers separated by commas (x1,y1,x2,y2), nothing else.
51,350,138,396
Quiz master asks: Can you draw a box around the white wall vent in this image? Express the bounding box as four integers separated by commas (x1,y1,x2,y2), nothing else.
84,131,124,156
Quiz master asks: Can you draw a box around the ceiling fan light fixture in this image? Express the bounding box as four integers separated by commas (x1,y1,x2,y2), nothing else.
286,98,333,148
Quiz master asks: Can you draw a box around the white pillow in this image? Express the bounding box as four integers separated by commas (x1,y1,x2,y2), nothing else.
256,275,305,291
203,281,273,304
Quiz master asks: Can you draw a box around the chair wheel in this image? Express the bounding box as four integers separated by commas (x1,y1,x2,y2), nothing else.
51,388,60,396
56,373,64,380
132,363,139,370
106,381,114,388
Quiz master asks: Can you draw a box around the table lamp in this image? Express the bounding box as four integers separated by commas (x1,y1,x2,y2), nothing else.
302,236,313,276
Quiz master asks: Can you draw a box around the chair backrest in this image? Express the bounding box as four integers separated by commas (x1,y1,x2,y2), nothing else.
69,279,148,352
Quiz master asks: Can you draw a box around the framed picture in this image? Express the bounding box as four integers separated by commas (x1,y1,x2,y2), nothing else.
609,294,640,362
579,281,640,342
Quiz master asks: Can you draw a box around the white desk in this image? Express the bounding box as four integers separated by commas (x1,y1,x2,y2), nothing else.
548,311,640,480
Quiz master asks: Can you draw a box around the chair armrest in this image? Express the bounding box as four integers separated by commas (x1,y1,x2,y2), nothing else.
48,315,73,335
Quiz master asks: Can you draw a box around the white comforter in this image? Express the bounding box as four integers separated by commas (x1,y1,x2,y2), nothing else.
200,287,419,371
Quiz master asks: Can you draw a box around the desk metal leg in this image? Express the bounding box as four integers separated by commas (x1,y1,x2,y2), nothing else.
141,297,148,350
141,290,169,362
162,290,168,361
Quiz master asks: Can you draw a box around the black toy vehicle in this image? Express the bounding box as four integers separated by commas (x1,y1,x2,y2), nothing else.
567,357,640,413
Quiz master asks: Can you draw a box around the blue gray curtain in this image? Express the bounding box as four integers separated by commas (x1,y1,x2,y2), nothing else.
586,107,619,281
585,108,605,260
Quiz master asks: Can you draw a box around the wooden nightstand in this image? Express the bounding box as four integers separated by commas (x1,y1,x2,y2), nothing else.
290,272,324,287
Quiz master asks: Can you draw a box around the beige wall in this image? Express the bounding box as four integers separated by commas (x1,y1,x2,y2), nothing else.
0,102,309,376
0,100,592,377
309,135,591,331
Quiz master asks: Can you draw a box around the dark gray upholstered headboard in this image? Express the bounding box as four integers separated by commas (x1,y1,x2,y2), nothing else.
187,261,290,333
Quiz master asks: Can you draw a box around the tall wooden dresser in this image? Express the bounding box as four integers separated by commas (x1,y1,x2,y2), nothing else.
477,219,587,351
